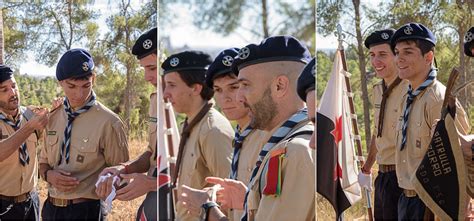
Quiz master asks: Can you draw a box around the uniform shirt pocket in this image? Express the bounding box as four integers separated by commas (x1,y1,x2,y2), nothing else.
415,120,431,157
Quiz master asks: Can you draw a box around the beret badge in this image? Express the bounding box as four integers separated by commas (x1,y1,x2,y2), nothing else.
237,47,250,60
170,57,179,67
404,26,413,35
143,39,153,50
222,55,233,67
82,62,89,72
465,32,473,43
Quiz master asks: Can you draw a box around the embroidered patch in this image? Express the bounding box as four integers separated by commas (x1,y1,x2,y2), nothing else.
77,154,85,163
149,117,157,123
47,131,57,135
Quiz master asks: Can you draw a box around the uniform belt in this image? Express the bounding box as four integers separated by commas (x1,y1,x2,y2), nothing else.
403,189,417,197
48,196,96,207
0,192,31,203
379,164,396,173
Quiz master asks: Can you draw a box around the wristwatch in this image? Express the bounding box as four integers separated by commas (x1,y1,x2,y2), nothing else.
200,201,219,221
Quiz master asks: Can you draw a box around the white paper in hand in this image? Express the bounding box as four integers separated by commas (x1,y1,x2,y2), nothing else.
95,174,120,213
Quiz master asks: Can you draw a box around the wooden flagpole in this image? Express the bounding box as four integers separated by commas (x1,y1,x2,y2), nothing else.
336,24,374,221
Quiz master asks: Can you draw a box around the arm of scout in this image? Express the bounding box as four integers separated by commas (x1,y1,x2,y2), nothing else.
179,184,229,221
114,151,156,201
206,177,247,210
362,134,377,173
201,128,233,178
0,109,48,161
39,163,79,192
96,151,153,199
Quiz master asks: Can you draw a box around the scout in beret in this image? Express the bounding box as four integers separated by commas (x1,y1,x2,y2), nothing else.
391,23,471,220
162,50,234,220
359,28,407,220
179,35,315,221
177,48,266,221
96,27,159,221
0,65,48,220
39,48,130,220
464,27,474,57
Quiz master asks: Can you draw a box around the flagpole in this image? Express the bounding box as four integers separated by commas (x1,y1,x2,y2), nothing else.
336,24,374,221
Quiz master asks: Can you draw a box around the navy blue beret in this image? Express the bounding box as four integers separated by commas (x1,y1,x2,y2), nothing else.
390,23,436,51
56,48,94,81
297,57,315,102
132,27,157,59
364,29,396,49
231,35,311,75
0,65,13,83
205,48,239,88
464,27,474,57
161,50,213,75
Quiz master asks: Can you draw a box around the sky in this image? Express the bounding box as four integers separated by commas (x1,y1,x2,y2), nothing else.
18,0,145,77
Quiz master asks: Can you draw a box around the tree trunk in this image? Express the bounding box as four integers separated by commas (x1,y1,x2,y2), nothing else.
261,0,269,38
353,0,372,146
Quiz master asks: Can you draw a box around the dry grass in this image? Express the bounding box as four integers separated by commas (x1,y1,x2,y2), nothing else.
38,139,147,221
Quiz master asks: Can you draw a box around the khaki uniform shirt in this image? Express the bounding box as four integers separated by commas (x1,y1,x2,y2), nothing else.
246,120,315,221
147,93,157,176
395,80,471,190
176,108,234,221
39,101,129,199
0,109,39,196
372,80,409,165
229,129,267,221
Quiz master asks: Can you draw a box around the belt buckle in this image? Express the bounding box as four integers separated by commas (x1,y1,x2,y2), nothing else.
404,189,417,197
52,197,69,207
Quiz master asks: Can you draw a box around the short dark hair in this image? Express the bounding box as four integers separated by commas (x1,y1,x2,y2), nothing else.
69,72,94,81
396,39,435,55
177,70,214,100
212,72,237,86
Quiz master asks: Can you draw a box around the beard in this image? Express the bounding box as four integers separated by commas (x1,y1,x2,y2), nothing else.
246,87,277,130
0,95,20,112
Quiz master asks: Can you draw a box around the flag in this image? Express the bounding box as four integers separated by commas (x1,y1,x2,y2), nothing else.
317,50,362,219
413,105,467,220
158,76,179,221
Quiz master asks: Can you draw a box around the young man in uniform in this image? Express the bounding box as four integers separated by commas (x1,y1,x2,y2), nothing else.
162,50,234,221
358,29,405,220
39,48,129,220
0,65,49,220
203,47,267,221
95,27,158,220
179,36,316,221
391,23,471,220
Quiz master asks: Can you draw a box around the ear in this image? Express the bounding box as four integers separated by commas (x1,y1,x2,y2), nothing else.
272,75,289,98
191,83,203,96
424,51,434,64
91,74,96,85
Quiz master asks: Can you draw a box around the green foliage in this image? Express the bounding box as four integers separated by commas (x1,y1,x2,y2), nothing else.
16,74,59,107
2,1,157,139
